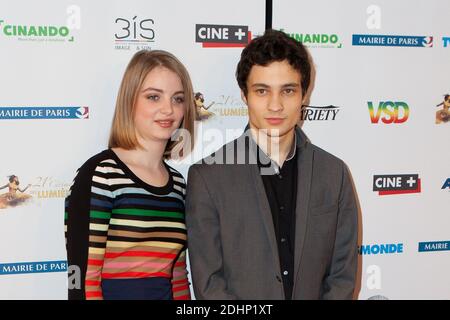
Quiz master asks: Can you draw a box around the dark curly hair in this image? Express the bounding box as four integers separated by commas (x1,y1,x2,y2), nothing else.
236,29,311,97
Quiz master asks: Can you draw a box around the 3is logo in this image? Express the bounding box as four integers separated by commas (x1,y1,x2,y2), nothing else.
368,101,409,124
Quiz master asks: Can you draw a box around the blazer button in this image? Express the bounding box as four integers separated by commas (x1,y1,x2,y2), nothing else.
276,275,282,282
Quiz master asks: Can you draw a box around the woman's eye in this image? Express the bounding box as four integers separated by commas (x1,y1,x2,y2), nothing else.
147,95,159,101
174,96,185,104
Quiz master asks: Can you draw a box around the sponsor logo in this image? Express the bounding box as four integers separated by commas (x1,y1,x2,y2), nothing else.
373,174,421,195
301,105,341,121
368,101,409,124
281,30,342,48
0,18,75,42
435,94,449,124
0,106,89,120
114,16,155,51
443,37,450,47
359,243,404,255
0,175,32,209
442,178,450,190
195,24,251,48
352,34,433,47
418,241,450,252
0,261,67,275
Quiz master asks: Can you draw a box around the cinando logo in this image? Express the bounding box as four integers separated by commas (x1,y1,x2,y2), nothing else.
0,19,73,42
281,29,342,48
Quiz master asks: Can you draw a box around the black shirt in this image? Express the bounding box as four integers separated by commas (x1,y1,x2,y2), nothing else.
257,139,298,300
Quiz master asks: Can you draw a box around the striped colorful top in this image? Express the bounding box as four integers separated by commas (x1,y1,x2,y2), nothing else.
64,149,190,300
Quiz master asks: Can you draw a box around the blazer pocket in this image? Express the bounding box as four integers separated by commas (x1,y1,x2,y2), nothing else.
309,203,338,216
309,203,338,235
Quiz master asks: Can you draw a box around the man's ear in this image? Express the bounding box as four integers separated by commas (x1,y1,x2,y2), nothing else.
241,90,248,105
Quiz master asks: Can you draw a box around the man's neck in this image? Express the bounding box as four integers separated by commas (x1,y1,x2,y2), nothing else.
249,125,296,167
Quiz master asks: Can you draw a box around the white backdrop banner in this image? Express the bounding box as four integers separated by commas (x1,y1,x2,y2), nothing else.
273,0,449,300
0,0,265,299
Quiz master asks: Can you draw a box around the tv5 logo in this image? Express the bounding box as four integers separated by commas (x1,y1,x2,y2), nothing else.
368,101,409,124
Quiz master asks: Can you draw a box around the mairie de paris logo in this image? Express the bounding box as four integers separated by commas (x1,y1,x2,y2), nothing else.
353,34,433,47
0,106,89,120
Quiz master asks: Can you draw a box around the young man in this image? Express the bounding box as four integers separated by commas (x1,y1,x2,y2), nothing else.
185,29,358,299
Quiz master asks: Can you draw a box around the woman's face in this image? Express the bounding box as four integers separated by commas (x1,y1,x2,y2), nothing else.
133,66,186,145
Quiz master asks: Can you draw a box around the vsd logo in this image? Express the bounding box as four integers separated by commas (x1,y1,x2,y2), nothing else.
195,24,251,47
373,174,421,195
368,101,409,124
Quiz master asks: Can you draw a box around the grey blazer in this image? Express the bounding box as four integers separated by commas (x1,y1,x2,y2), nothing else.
185,127,358,299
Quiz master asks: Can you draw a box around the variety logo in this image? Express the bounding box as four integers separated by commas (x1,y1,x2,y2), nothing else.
358,243,404,255
443,37,450,48
373,174,421,195
281,30,342,48
418,241,450,252
301,105,341,121
0,19,74,42
442,178,450,190
0,261,66,275
368,101,409,124
0,106,89,120
114,16,155,51
435,94,449,124
352,34,433,47
195,24,251,48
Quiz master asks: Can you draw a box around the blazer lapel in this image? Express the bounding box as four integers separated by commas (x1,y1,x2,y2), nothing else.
292,131,314,294
249,164,282,273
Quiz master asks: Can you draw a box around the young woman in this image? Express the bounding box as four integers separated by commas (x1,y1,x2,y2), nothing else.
64,50,195,300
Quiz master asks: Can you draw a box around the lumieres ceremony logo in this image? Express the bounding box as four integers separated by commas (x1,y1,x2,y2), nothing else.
195,24,251,48
114,16,155,51
435,94,449,124
0,174,71,210
280,29,342,49
0,106,89,120
352,34,433,47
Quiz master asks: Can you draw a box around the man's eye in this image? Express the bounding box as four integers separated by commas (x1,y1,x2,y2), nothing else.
284,89,294,94
256,89,266,95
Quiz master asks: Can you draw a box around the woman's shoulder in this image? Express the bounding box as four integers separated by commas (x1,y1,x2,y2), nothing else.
74,149,117,179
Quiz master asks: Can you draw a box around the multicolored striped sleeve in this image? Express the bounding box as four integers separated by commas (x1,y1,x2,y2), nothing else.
84,162,114,299
171,249,191,300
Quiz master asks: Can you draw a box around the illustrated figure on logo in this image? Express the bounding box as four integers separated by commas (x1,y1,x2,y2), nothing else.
436,94,449,124
0,175,32,209
194,92,215,120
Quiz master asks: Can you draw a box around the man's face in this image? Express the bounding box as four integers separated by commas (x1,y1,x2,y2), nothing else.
242,59,303,138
